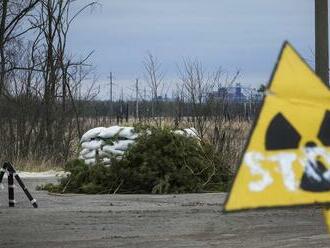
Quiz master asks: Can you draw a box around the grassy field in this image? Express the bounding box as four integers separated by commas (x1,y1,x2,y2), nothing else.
10,117,252,173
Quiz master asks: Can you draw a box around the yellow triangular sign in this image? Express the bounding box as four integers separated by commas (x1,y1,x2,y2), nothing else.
225,42,330,212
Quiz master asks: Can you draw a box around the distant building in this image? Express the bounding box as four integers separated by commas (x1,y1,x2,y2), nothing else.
207,83,262,102
153,94,176,102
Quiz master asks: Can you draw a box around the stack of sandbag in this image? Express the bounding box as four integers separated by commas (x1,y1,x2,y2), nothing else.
79,126,137,166
79,126,199,166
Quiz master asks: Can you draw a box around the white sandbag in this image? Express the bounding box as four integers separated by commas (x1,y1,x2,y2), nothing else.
98,150,109,158
118,127,138,139
145,130,152,135
98,126,123,139
80,148,92,156
103,157,111,163
112,140,135,151
116,156,123,160
81,150,96,159
102,158,111,165
174,130,185,136
183,128,198,137
84,158,96,165
102,145,125,155
81,140,105,150
81,127,106,143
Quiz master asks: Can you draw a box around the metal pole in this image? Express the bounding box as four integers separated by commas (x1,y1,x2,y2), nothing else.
8,172,14,207
110,72,113,123
13,173,38,208
136,78,139,120
315,0,329,85
110,72,113,103
0,163,6,183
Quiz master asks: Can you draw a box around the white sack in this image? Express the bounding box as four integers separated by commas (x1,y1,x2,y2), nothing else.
98,126,123,139
81,150,96,159
102,158,111,165
183,128,198,138
118,127,138,139
84,158,96,165
81,140,105,150
174,130,185,136
80,148,92,156
112,140,135,151
102,145,125,155
81,127,106,143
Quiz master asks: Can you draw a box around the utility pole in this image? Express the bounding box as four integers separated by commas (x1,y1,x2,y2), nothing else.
121,87,124,101
135,78,139,120
119,87,124,124
315,0,329,85
110,72,113,102
109,72,113,123
120,87,124,115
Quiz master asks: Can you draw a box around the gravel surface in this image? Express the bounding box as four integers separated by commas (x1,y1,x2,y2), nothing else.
0,177,328,248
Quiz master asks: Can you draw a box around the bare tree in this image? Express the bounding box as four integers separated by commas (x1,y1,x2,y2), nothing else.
0,0,42,95
0,0,98,165
178,58,218,138
143,52,164,126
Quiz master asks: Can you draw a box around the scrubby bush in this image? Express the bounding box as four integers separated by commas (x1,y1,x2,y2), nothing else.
41,127,232,194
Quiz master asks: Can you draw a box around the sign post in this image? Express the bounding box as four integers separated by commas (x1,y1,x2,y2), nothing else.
315,0,329,85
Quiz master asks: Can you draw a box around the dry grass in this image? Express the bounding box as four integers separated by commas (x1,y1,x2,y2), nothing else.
11,158,63,172
215,120,251,172
8,117,252,172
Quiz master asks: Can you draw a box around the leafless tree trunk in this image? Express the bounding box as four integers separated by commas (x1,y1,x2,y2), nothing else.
0,0,97,165
0,0,41,95
143,52,164,126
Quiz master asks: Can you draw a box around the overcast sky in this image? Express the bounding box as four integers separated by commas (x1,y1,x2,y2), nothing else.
68,0,315,99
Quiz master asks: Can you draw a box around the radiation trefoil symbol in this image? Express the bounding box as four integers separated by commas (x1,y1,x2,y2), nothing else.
224,42,330,232
266,111,330,192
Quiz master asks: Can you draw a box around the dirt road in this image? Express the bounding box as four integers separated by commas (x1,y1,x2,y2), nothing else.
0,177,328,248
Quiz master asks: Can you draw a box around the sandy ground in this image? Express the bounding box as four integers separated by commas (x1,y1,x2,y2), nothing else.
0,177,329,248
